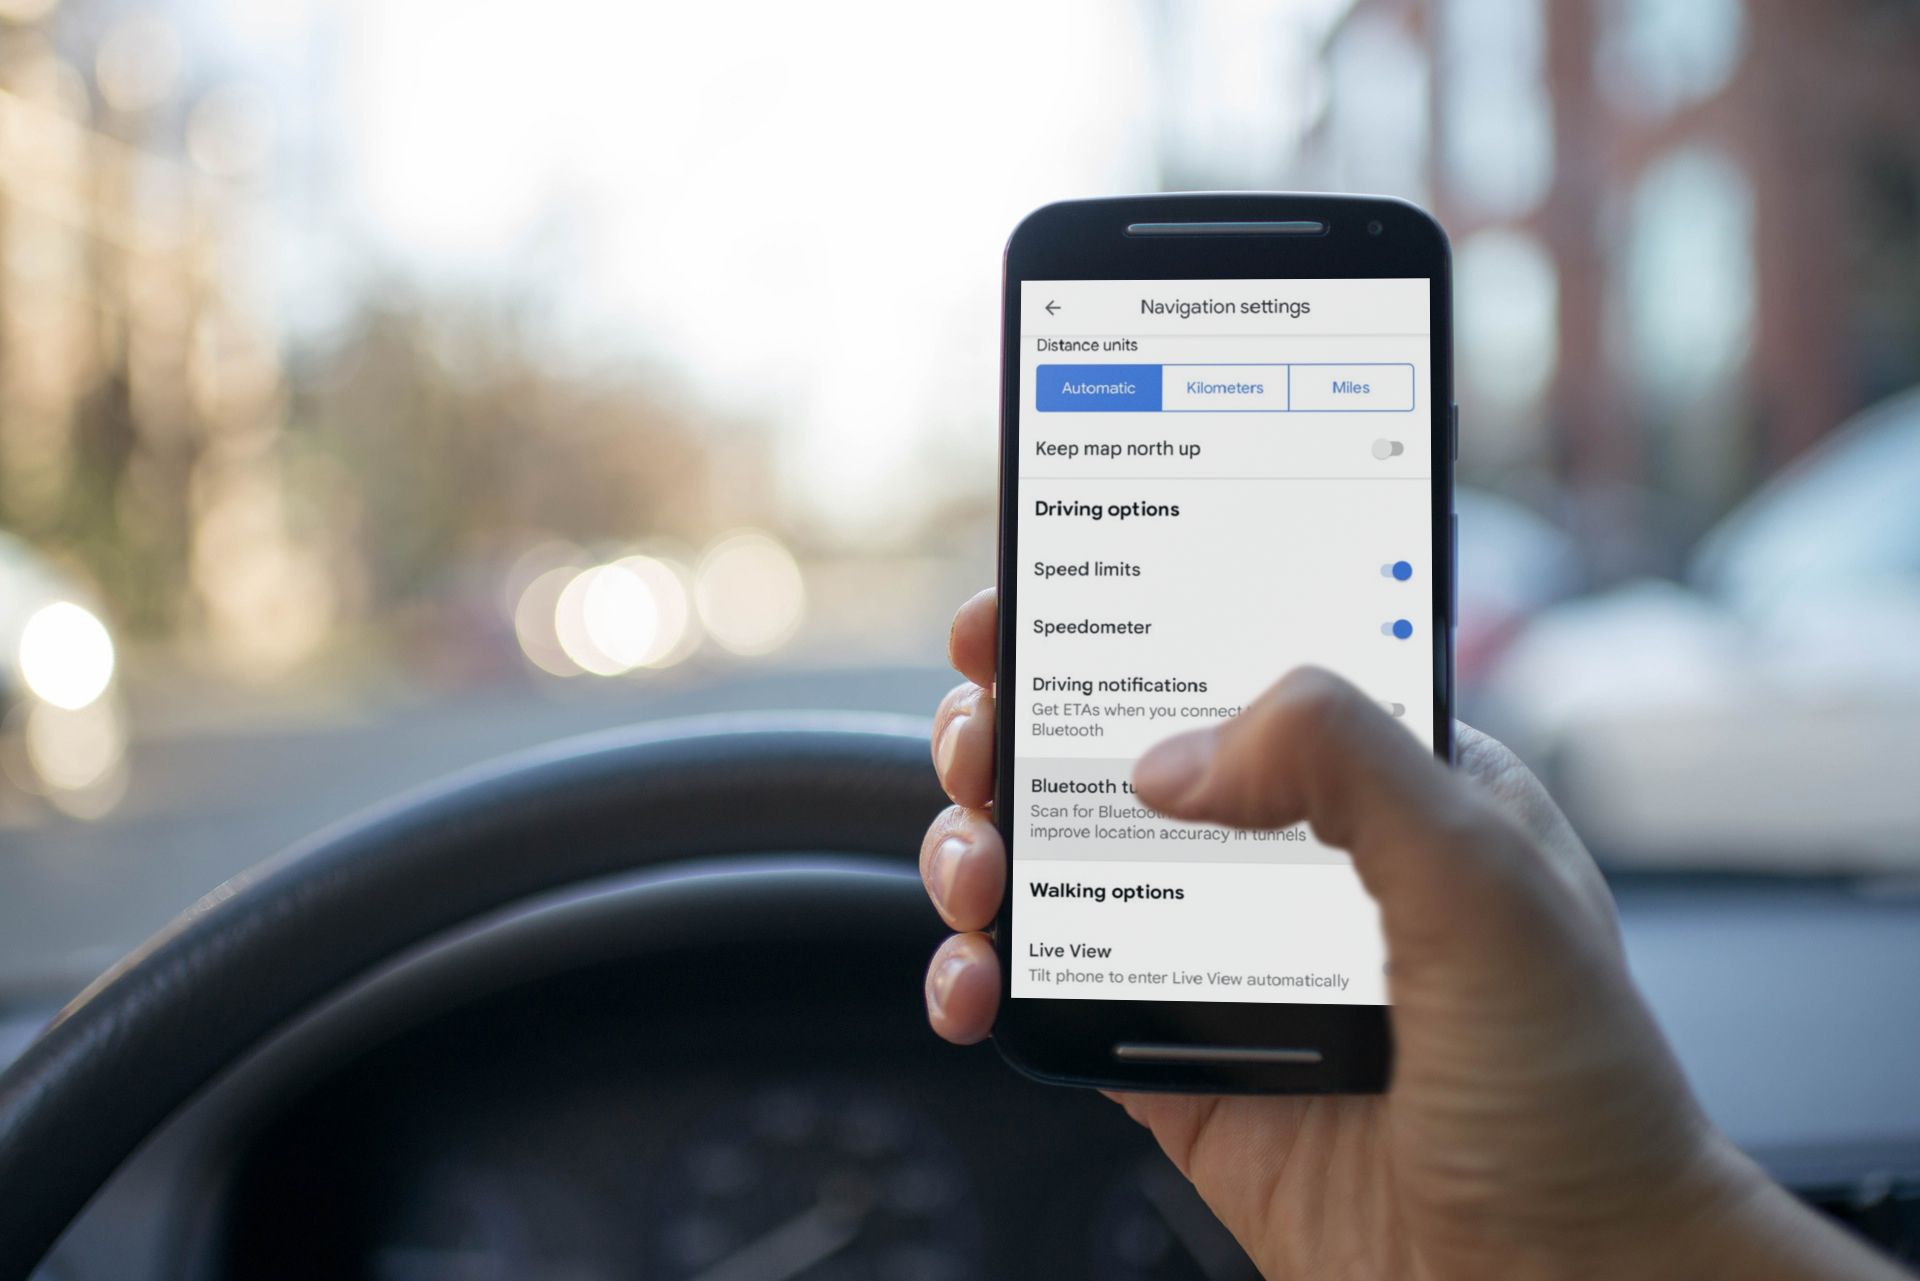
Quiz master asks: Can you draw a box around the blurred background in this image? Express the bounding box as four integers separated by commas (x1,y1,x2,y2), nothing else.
0,0,1917,998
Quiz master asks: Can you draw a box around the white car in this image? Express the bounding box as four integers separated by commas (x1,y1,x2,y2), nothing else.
1483,387,1920,872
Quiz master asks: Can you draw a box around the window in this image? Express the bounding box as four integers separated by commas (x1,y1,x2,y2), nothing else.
1456,229,1558,463
1598,0,1746,118
1438,0,1553,218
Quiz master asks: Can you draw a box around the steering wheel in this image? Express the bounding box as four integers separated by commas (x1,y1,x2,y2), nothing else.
0,715,946,1278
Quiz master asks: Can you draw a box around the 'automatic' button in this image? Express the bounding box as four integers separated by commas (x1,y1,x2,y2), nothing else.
1035,364,1162,412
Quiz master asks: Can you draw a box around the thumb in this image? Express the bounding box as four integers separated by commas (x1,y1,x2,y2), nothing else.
1130,667,1549,959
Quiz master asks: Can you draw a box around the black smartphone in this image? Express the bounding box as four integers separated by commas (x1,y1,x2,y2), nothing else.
991,193,1454,1093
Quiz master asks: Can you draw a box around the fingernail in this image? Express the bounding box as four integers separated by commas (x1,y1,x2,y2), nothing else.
934,713,968,779
927,836,969,914
1133,729,1217,807
925,951,969,1021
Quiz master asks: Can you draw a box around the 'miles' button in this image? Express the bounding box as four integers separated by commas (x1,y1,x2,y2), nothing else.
1289,364,1414,412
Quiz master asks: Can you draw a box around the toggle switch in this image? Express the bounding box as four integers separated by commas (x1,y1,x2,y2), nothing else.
1380,560,1414,581
1381,619,1414,639
1380,701,1407,718
1372,438,1404,460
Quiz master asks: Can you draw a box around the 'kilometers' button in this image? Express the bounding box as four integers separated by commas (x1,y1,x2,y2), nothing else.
1036,364,1162,412
1162,364,1287,411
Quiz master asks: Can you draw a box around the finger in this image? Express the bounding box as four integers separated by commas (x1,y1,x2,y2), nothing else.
1133,667,1469,861
919,806,1007,932
931,682,995,809
1130,667,1522,950
948,588,997,690
924,932,999,1044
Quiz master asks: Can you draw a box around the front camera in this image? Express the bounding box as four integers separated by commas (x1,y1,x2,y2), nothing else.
1367,220,1385,236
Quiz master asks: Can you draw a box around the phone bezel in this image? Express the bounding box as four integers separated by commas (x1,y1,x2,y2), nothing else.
991,192,1455,1094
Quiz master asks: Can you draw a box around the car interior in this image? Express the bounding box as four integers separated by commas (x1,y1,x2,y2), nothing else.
2,1,1918,1279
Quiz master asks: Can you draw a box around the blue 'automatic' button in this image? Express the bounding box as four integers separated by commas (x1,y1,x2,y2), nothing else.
1036,364,1162,412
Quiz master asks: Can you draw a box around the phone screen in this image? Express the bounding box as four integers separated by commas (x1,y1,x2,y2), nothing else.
1009,276,1435,1007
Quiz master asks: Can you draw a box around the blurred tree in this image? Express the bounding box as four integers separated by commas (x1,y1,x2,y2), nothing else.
288,290,755,620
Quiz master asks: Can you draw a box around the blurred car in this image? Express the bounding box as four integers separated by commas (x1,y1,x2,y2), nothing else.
1453,486,1583,701
0,533,127,821
1482,387,1920,871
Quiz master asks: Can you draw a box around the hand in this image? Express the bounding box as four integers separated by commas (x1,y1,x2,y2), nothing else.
922,588,1907,1281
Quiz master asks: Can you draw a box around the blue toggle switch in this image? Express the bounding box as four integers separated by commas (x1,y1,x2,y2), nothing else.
1380,560,1414,581
1381,618,1414,639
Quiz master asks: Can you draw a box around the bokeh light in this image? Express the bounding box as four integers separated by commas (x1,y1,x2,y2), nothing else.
24,698,125,796
17,601,116,710
553,565,633,677
187,83,276,178
0,0,59,24
609,555,695,669
578,561,660,672
95,14,184,114
513,552,698,678
695,532,805,657
513,564,585,677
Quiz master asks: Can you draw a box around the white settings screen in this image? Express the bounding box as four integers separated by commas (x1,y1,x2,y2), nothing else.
1010,277,1433,1005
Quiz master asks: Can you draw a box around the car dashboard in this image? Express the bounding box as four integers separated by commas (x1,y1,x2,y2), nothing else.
221,945,1252,1281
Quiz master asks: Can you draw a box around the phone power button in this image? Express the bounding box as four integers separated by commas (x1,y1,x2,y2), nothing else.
1450,512,1459,626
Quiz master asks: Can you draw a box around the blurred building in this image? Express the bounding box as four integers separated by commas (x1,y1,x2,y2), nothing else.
1306,0,1920,563
0,2,322,672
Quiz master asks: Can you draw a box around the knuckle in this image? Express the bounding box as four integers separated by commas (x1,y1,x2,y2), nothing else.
1456,724,1532,789
1272,666,1361,744
933,681,977,722
919,804,970,870
951,693,992,745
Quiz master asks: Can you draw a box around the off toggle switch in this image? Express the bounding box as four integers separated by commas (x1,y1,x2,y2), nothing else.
1380,560,1413,580
1372,438,1404,460
1380,701,1407,717
1381,619,1414,639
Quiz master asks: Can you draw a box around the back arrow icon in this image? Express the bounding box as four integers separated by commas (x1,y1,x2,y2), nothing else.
1045,300,1060,315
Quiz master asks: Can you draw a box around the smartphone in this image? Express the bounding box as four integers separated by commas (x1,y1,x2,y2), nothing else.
991,193,1454,1093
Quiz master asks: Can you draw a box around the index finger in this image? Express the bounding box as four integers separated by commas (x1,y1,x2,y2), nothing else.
948,588,996,689
1131,667,1501,945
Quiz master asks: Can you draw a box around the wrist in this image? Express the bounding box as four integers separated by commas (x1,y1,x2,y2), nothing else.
1634,1134,1908,1281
